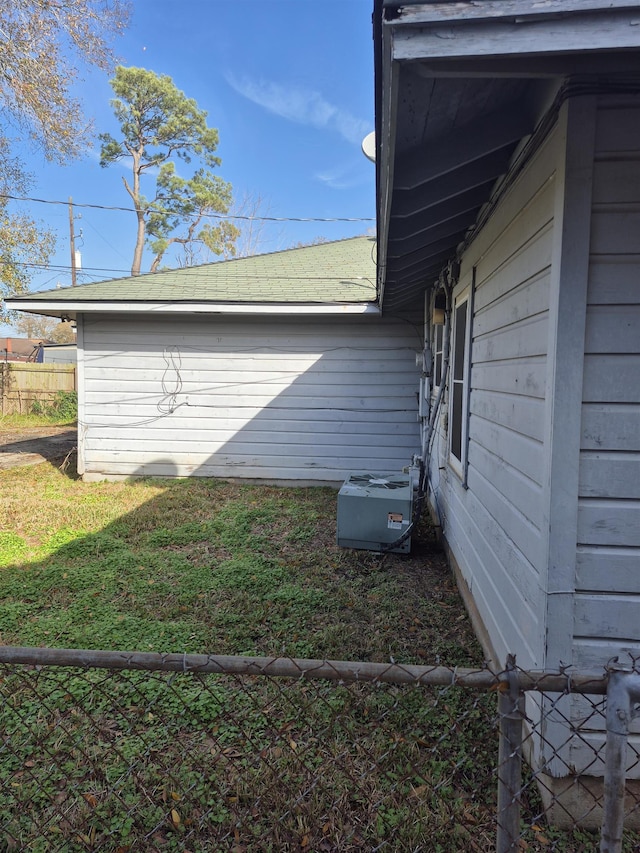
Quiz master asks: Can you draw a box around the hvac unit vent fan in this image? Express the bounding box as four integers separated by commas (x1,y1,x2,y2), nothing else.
337,472,413,554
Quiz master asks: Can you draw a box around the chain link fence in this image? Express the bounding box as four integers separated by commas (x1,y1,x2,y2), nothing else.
0,646,638,852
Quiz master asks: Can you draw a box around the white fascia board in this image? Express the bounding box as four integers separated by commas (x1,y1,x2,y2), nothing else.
392,11,640,61
397,1,640,26
377,19,399,311
3,300,381,317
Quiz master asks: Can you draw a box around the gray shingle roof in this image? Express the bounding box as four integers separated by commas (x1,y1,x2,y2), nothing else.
16,236,377,305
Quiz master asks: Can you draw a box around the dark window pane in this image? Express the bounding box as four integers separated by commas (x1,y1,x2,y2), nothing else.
454,302,467,381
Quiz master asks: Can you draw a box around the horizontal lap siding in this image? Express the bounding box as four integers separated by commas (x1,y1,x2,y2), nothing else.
574,95,640,670
80,315,421,482
436,129,559,668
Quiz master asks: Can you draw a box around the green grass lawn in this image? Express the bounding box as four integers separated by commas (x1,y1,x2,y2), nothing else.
0,455,481,664
0,454,623,852
0,413,75,429
0,453,502,851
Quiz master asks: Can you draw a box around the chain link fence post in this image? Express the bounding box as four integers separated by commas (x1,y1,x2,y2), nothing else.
601,669,640,853
496,656,524,852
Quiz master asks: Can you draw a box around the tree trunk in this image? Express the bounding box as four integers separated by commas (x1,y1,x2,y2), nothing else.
131,210,146,276
127,149,146,277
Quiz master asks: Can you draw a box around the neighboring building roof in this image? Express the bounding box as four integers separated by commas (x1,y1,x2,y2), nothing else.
6,236,379,319
0,337,49,361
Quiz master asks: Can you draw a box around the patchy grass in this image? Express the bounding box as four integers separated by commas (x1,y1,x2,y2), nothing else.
0,410,76,429
0,458,479,664
0,456,623,851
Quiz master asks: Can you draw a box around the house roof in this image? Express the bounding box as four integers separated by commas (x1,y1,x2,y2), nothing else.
0,337,48,360
1,337,40,355
5,236,379,319
374,0,640,311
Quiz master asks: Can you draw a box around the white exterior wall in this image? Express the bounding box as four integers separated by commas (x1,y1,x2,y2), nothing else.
42,345,77,364
544,94,640,782
431,125,561,669
575,95,640,669
427,95,640,780
78,313,421,483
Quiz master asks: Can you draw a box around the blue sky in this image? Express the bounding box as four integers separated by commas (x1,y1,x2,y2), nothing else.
3,0,375,333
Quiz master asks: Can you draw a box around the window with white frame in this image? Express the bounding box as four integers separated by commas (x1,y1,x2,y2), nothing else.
431,290,446,390
449,286,471,476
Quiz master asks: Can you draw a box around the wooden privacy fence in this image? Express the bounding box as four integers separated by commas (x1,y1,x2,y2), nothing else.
0,362,76,415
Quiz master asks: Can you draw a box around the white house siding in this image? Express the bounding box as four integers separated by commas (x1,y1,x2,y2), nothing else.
78,313,421,483
431,125,561,668
42,344,77,364
575,95,640,671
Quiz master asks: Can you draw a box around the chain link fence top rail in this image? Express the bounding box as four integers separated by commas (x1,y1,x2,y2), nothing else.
0,646,638,853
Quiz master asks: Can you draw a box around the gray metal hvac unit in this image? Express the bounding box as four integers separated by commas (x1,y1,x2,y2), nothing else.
337,472,413,554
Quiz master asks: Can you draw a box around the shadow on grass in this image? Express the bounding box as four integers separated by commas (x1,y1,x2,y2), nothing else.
0,462,610,853
0,429,77,474
0,457,481,667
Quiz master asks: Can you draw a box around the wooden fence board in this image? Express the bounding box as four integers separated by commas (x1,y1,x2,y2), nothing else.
0,363,76,415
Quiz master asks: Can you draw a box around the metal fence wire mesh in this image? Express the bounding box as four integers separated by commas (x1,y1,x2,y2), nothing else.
0,648,639,852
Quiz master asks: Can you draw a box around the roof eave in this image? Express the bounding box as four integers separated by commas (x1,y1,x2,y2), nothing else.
3,300,381,319
374,0,640,312
374,0,399,311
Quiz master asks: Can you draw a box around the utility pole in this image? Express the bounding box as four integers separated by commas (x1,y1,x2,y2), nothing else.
68,197,77,287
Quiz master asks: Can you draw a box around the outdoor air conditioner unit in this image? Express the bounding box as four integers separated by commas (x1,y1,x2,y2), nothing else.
337,472,413,554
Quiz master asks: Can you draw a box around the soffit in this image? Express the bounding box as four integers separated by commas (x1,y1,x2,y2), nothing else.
382,66,534,311
376,1,640,313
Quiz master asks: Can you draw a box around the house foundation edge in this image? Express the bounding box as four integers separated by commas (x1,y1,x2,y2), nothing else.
426,502,640,830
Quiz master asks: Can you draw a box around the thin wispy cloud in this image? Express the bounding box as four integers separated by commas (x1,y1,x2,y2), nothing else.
314,164,371,190
226,72,370,146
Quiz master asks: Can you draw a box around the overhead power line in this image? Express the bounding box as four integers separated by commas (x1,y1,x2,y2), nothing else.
0,193,375,224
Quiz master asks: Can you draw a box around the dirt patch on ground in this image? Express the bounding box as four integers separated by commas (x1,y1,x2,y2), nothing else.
0,426,77,470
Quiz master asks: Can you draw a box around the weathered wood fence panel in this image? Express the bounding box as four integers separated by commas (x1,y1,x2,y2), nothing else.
0,363,76,415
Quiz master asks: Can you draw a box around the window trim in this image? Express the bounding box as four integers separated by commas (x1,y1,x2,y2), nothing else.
448,282,472,481
431,290,446,394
